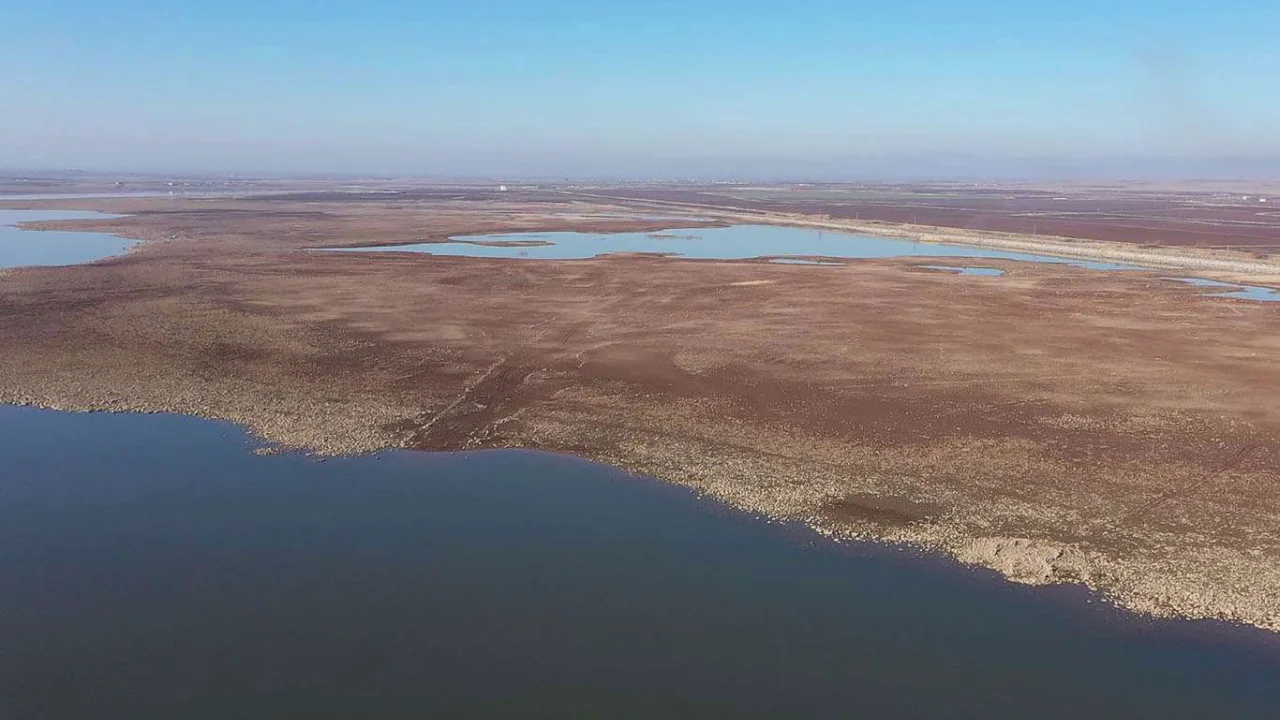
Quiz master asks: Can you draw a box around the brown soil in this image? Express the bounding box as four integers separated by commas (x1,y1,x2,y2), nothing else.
599,184,1280,252
2,192,1279,632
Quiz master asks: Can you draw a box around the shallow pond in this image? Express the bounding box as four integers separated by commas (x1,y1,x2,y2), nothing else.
335,224,1139,271
0,209,133,269
921,264,1007,276
2,406,1277,719
337,224,1280,302
1165,277,1280,302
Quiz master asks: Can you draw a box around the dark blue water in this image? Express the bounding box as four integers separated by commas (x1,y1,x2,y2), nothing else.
0,210,133,269
2,406,1277,719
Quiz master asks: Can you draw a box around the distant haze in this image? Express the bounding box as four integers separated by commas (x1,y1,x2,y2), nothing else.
4,1,1279,180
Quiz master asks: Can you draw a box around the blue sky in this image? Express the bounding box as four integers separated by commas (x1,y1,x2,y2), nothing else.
3,0,1279,178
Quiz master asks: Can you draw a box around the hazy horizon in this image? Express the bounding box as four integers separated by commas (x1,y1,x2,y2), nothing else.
5,1,1279,180
7,154,1280,184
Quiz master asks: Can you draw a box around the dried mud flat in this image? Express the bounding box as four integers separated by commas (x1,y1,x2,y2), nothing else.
599,181,1280,253
2,191,1279,632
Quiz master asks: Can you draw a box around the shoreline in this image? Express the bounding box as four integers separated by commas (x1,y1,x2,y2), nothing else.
11,192,1280,285
563,191,1280,287
1,193,1277,633
7,402,1280,718
9,397,1280,644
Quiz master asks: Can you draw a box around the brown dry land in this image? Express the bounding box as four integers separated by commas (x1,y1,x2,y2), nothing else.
599,182,1280,253
2,187,1279,632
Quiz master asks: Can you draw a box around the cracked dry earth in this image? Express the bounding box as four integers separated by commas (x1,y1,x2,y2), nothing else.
2,195,1279,631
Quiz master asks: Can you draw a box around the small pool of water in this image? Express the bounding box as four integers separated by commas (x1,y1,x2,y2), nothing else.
769,257,843,265
1165,277,1280,302
922,264,1007,276
3,405,1278,718
333,224,1140,271
0,209,133,269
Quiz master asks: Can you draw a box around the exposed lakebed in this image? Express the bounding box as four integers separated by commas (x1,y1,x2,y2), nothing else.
0,209,133,269
2,405,1278,719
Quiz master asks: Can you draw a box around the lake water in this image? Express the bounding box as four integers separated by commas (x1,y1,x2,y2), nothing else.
336,224,1280,302
2,405,1277,719
1165,277,1280,302
334,224,1140,271
5,213,1276,305
0,209,133,269
922,265,1007,276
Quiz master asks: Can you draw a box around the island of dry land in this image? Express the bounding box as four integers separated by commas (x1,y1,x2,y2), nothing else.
2,182,1279,631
